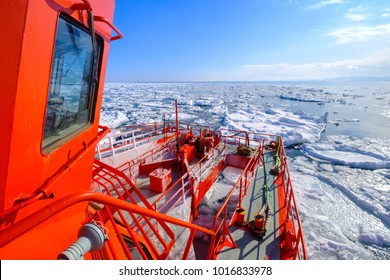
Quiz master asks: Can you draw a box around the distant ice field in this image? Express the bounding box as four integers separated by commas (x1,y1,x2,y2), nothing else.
101,80,390,259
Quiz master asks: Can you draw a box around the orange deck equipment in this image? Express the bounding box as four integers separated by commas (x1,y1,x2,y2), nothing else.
149,168,172,193
179,144,196,163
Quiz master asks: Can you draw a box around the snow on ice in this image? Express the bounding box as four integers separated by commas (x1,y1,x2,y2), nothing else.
100,110,129,129
221,108,328,146
301,135,390,170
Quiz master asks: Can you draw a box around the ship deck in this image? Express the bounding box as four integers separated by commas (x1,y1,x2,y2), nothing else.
94,131,292,260
217,149,280,260
189,148,281,260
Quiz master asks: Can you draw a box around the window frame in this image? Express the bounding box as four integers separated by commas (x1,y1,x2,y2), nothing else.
42,13,103,154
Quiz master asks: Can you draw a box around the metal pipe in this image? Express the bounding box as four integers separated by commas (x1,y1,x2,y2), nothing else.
58,223,106,260
0,192,215,248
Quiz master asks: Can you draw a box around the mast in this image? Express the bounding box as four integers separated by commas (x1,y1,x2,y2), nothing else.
175,99,180,147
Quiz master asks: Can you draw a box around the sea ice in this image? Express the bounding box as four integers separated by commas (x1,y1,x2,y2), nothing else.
100,110,129,128
290,160,389,259
220,109,328,146
358,225,390,247
300,135,390,170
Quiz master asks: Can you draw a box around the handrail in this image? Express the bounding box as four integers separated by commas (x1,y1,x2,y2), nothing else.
95,123,175,160
150,140,227,215
96,122,213,161
67,0,123,41
220,128,280,139
94,16,123,41
151,170,188,213
116,139,176,180
152,173,191,214
92,127,307,259
189,141,227,212
0,192,215,249
93,158,205,259
277,140,308,260
207,140,264,258
92,159,153,209
69,0,92,10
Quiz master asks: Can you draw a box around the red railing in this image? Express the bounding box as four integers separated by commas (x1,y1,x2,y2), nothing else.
187,140,227,210
92,136,230,259
95,122,174,159
208,139,265,258
95,121,213,160
116,138,176,179
275,138,307,260
0,191,215,260
91,158,216,260
203,130,307,260
92,159,176,259
92,128,307,260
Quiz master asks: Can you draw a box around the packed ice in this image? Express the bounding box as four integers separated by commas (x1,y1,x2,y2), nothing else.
301,135,390,170
221,109,328,146
100,110,129,128
101,81,390,259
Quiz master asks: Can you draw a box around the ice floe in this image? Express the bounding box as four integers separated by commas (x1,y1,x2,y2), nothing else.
100,110,129,129
301,135,390,170
220,109,328,147
359,225,390,248
290,156,390,259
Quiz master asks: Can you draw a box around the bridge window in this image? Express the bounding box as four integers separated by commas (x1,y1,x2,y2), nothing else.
42,14,102,153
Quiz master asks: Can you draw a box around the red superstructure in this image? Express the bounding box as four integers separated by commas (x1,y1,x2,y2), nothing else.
0,0,121,259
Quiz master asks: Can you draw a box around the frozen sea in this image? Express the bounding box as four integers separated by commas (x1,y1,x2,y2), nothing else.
101,80,390,260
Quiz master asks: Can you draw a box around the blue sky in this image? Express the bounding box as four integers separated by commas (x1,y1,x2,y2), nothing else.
105,0,390,82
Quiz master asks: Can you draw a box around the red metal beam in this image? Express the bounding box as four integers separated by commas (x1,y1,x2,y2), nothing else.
0,192,215,248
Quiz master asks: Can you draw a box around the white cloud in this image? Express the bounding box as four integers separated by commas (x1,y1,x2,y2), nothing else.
346,13,366,21
327,24,390,44
238,54,390,81
309,0,346,9
346,6,367,21
383,13,390,18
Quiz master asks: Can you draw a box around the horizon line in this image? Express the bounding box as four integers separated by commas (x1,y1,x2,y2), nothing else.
105,76,390,84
